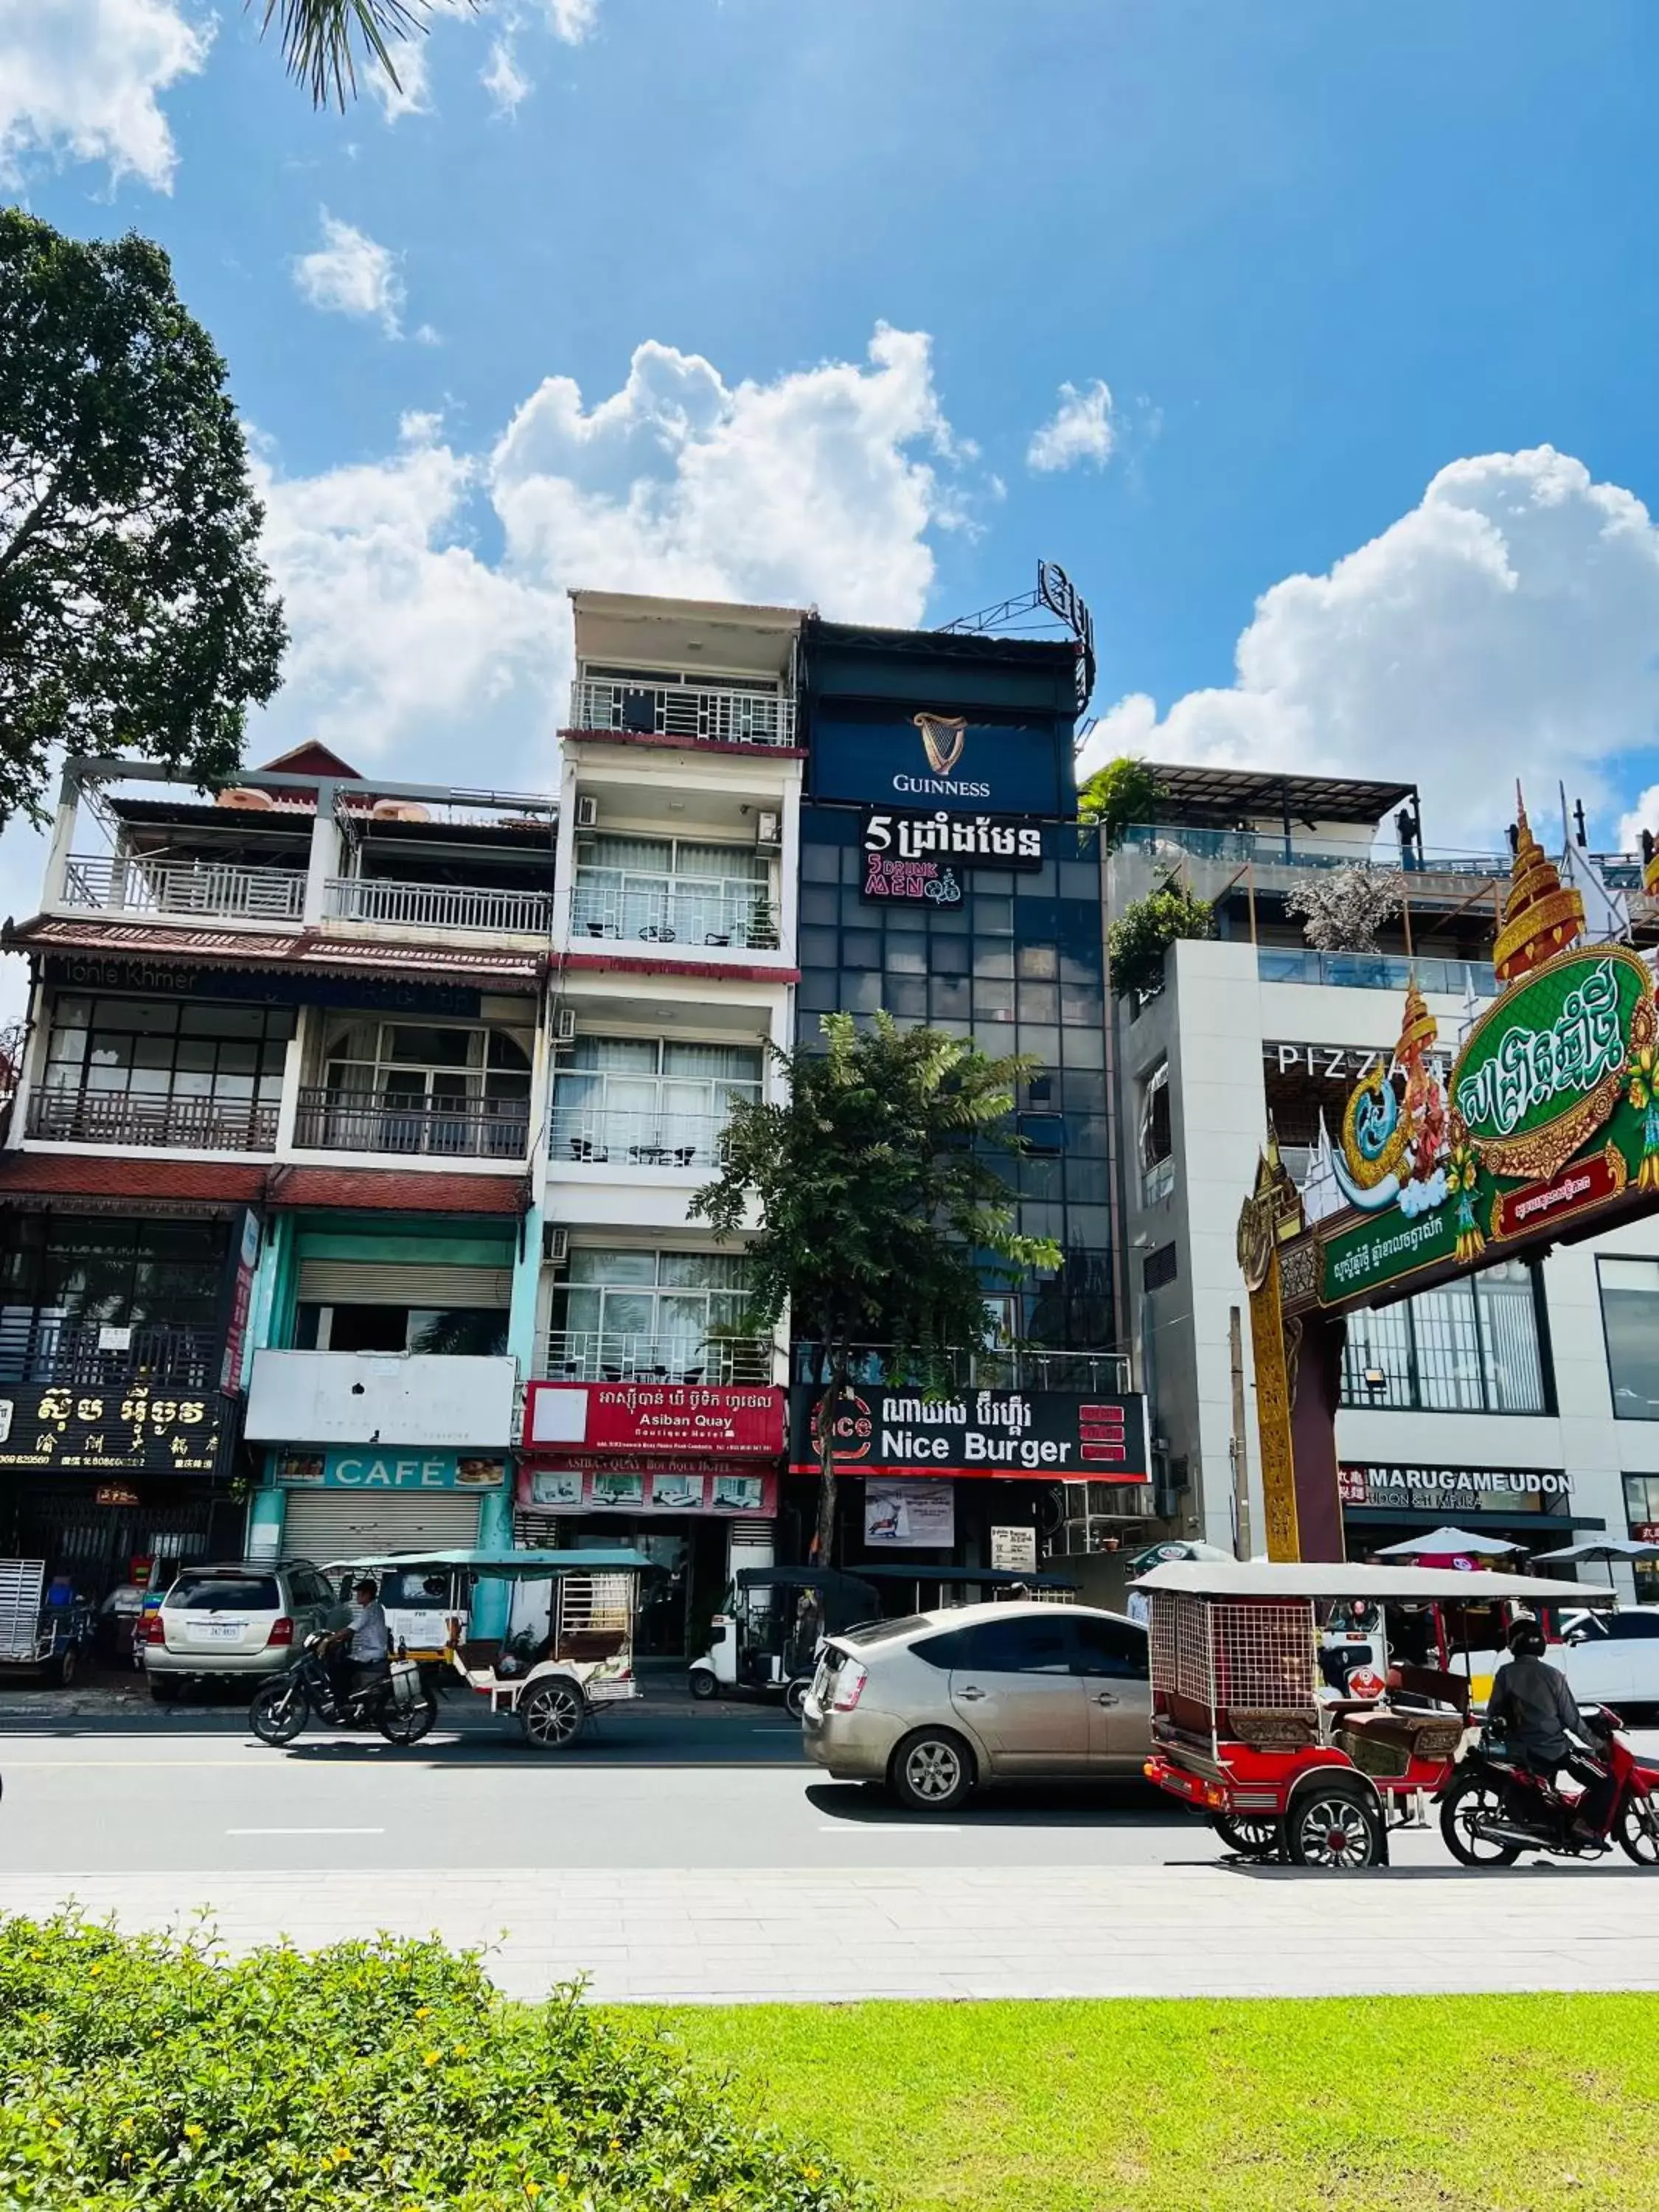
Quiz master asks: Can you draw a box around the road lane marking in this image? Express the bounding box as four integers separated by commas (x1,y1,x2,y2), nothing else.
225,1826,386,1836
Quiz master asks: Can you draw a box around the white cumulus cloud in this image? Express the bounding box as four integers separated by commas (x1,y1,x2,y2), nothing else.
481,33,531,115
1081,446,1659,850
546,0,597,41
1027,379,1116,474
0,0,209,190
292,212,406,337
368,35,431,122
248,325,957,787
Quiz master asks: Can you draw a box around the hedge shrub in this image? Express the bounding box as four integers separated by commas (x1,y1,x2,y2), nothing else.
0,1914,872,2211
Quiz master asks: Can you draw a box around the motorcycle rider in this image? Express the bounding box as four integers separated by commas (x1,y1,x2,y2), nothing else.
325,1576,391,1715
1486,1615,1615,1842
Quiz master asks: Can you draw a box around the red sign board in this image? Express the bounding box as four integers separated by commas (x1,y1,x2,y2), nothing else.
523,1381,785,1458
1492,1150,1623,1242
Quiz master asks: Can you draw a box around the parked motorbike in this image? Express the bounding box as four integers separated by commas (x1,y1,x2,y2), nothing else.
1439,1705,1659,1865
249,1634,437,1747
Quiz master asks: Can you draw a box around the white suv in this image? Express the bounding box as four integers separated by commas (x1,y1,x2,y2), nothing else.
142,1561,342,1701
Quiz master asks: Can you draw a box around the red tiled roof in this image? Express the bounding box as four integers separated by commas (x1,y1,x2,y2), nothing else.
257,742,364,779
0,1153,265,1203
562,951,799,984
265,1167,526,1214
7,917,545,987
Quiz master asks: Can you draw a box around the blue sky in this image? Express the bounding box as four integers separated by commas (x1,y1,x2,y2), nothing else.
7,0,1659,857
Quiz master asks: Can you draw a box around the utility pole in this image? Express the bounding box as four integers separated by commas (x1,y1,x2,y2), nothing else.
1228,1305,1253,1562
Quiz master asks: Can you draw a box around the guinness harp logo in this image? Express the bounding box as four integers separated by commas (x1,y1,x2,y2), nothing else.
913,712,967,776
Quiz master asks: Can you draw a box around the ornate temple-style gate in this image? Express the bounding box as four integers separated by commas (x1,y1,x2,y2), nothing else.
1238,799,1659,1559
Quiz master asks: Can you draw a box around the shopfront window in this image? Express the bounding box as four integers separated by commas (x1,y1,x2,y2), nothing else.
1599,1259,1659,1420
1340,1261,1548,1413
547,1249,755,1382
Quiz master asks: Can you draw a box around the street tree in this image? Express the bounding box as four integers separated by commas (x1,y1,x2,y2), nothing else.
0,212,285,828
692,1012,1060,1564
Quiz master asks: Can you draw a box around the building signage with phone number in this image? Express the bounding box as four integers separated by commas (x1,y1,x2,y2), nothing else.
0,1384,226,1475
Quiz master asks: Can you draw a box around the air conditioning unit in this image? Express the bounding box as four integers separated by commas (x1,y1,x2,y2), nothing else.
755,809,782,850
554,1005,577,1044
574,795,599,830
543,1224,570,1267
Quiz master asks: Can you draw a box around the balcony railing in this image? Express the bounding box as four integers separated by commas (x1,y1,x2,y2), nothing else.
60,853,305,923
570,675,796,748
0,1312,221,1388
790,1343,1134,1394
551,1107,727,1170
27,1089,279,1152
293,1087,530,1160
570,876,779,950
325,877,552,935
1257,947,1499,998
543,1330,773,1386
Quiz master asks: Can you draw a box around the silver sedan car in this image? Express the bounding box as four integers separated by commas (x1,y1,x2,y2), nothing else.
800,1600,1150,1812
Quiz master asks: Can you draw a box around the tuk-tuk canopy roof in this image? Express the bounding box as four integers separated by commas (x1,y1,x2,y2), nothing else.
326,1548,654,1578
1135,1561,1613,1604
734,1568,877,1596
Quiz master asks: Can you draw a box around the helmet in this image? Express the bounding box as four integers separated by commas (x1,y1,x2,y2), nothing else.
1506,1615,1545,1658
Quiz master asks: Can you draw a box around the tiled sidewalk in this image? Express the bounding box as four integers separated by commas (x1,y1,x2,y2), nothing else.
3,1863,1653,2003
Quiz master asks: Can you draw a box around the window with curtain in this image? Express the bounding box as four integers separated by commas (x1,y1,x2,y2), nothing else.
548,1248,752,1379
1340,1261,1547,1413
551,1037,762,1166
573,835,773,945
321,1019,532,1113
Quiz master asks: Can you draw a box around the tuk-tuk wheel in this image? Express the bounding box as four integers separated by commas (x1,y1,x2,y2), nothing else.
688,1669,719,1701
521,1677,585,1750
48,1644,78,1689
1284,1778,1384,1869
784,1677,810,1720
1208,1811,1281,1860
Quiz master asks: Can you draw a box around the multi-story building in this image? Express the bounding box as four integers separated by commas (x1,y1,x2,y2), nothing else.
514,590,804,1655
0,742,555,1596
1110,763,1659,1596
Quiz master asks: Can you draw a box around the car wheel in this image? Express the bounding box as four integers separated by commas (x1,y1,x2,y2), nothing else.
688,1669,719,1701
1439,1772,1523,1867
889,1728,975,1813
148,1675,181,1705
1208,1811,1281,1859
378,1695,437,1747
1617,1795,1659,1867
250,1677,308,1745
521,1677,585,1750
1284,1779,1384,1869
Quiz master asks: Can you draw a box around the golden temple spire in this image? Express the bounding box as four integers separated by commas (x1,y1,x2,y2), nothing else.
1494,783,1585,983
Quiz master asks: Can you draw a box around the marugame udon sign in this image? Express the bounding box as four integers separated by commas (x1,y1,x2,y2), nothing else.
1237,797,1659,1560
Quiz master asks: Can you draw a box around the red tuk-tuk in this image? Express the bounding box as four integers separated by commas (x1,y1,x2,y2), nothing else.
1138,1559,1614,1868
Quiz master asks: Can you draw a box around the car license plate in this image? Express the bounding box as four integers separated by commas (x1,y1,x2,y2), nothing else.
194,1621,245,1642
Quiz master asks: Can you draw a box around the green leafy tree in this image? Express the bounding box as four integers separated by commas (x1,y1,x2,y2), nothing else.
1078,755,1164,848
1107,884,1215,998
0,213,285,827
693,1012,1060,1564
260,0,434,108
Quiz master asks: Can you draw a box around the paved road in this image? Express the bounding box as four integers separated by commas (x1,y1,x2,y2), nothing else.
4,1703,1657,2000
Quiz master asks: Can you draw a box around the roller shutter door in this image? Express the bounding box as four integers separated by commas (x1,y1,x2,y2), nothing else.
281,1489,484,1565
296,1262,512,1307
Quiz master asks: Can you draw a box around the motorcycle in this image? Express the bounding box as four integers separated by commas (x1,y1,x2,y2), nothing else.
1439,1704,1659,1866
249,1633,437,1747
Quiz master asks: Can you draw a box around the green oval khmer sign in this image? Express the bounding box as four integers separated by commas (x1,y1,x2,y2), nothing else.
1450,945,1649,1175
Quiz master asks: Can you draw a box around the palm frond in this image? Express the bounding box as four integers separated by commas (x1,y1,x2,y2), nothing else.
255,0,442,108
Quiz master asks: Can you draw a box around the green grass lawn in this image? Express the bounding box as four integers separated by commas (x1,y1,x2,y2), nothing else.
629,1994,1659,2211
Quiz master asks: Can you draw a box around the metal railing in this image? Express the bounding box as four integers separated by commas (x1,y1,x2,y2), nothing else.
1257,947,1499,998
570,876,779,949
325,877,552,935
570,675,796,748
789,1343,1133,1394
27,1089,279,1152
293,1087,530,1160
0,1312,222,1388
542,1330,773,1385
60,853,305,923
550,1107,727,1169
